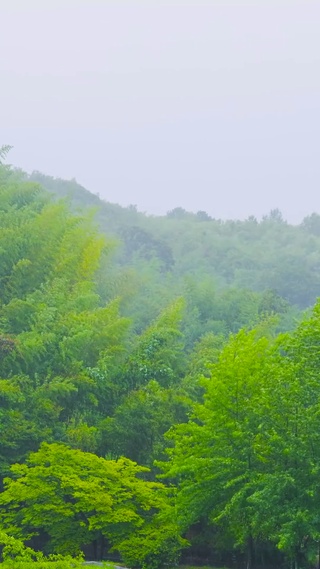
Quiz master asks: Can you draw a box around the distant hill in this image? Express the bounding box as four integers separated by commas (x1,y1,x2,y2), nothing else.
29,171,320,311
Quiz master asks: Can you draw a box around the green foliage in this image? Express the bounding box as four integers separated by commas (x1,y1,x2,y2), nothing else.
0,443,171,557
100,379,190,465
0,164,132,474
118,518,187,569
29,170,304,339
160,305,320,567
2,157,320,568
0,530,83,569
0,145,12,165
122,298,186,390
160,328,275,535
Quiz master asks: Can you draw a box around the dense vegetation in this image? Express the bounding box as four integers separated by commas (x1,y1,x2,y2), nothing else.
1,147,320,569
29,171,320,314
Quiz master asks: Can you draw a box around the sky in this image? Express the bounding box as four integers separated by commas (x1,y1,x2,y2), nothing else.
1,0,320,222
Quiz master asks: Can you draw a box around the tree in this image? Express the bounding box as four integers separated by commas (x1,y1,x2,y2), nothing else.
118,298,186,393
100,380,190,466
0,145,12,164
248,301,320,567
0,443,170,559
301,213,320,236
162,304,320,568
0,168,130,473
160,328,277,569
0,530,83,569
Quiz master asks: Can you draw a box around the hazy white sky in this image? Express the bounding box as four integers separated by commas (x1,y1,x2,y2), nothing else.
1,0,320,221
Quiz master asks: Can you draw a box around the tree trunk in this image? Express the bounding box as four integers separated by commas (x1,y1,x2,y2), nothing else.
99,535,105,561
246,534,254,569
93,539,98,561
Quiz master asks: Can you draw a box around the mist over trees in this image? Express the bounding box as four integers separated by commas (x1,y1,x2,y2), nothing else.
1,153,320,569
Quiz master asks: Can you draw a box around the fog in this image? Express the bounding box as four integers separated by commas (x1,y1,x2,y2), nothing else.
1,0,320,222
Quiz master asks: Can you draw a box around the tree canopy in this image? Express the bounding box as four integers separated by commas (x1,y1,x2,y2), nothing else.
1,154,320,569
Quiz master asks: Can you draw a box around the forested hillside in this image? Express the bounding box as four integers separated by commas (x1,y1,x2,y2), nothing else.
1,151,320,569
29,171,320,310
30,170,320,338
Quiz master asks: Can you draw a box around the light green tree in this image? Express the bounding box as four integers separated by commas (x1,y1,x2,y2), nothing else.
0,442,173,561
